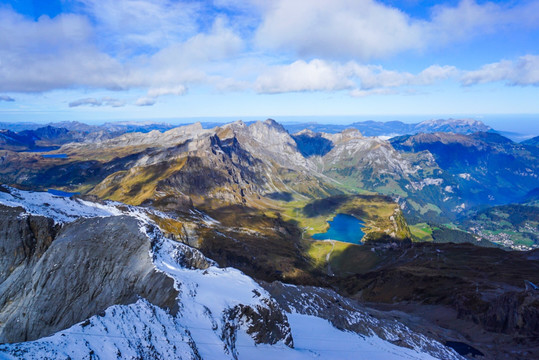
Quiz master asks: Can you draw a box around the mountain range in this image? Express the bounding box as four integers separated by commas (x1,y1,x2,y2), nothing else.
283,118,492,137
0,118,538,359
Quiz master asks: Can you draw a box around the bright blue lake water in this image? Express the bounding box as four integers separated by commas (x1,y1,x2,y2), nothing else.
47,189,79,197
311,214,365,244
42,154,68,159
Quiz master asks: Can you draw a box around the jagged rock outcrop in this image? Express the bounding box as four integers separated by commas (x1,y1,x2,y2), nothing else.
0,205,58,284
468,290,539,337
224,299,294,348
0,214,178,343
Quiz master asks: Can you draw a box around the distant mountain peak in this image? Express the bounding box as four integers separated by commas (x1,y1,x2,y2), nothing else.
341,128,363,139
416,118,491,134
262,118,287,132
419,118,484,126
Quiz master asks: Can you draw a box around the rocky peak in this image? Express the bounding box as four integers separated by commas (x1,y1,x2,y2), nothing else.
294,129,317,137
341,128,363,140
249,118,290,140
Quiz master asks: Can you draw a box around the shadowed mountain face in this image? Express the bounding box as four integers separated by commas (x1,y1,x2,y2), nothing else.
292,130,334,157
523,135,539,146
330,241,539,359
390,132,539,207
0,129,37,151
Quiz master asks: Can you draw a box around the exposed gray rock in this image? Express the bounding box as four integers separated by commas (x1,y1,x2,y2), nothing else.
0,215,178,343
0,205,58,284
223,298,293,349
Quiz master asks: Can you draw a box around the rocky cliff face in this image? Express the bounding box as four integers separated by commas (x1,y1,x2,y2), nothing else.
0,188,459,360
0,212,178,343
0,205,58,284
391,132,539,208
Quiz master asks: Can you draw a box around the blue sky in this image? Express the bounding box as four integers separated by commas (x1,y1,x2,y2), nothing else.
0,0,538,124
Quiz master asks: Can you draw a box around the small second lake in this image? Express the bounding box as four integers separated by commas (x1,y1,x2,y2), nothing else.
311,213,365,244
47,189,80,197
42,154,68,159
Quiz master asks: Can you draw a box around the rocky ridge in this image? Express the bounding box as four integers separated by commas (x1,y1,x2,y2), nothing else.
0,188,459,360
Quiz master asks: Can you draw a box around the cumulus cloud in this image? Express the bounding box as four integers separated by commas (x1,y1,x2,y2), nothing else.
149,17,243,70
0,95,15,102
0,7,242,94
0,9,126,92
75,0,201,54
255,60,355,93
461,55,539,86
429,0,539,44
147,85,187,98
255,60,458,95
1,0,538,100
349,88,397,97
134,85,188,106
354,64,458,90
135,97,156,106
69,97,125,107
255,0,424,60
254,0,539,60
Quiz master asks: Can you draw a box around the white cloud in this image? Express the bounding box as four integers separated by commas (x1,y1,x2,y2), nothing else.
461,55,539,86
255,60,355,93
135,97,156,106
354,64,458,89
0,7,242,95
147,85,187,98
75,0,201,54
69,98,101,107
0,9,127,92
149,17,243,68
429,0,539,44
349,88,397,97
0,0,537,101
254,0,539,60
69,97,125,107
255,0,424,60
255,60,458,95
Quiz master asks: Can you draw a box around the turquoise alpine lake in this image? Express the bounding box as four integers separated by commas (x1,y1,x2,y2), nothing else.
311,213,365,244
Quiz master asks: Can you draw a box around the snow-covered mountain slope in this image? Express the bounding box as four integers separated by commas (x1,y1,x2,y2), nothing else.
0,188,461,359
0,186,121,223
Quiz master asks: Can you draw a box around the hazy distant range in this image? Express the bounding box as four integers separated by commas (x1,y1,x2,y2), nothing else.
188,114,538,141
3,114,537,140
144,114,539,140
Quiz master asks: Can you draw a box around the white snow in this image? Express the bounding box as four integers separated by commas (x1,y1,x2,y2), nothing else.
0,186,121,223
0,300,197,360
0,188,460,360
232,313,442,360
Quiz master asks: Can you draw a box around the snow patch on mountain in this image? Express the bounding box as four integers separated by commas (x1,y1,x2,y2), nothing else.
0,186,121,223
0,189,461,359
407,178,443,191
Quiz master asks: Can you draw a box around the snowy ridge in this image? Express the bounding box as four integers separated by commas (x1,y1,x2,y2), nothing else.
0,189,461,359
0,186,121,224
0,300,198,360
265,283,462,360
